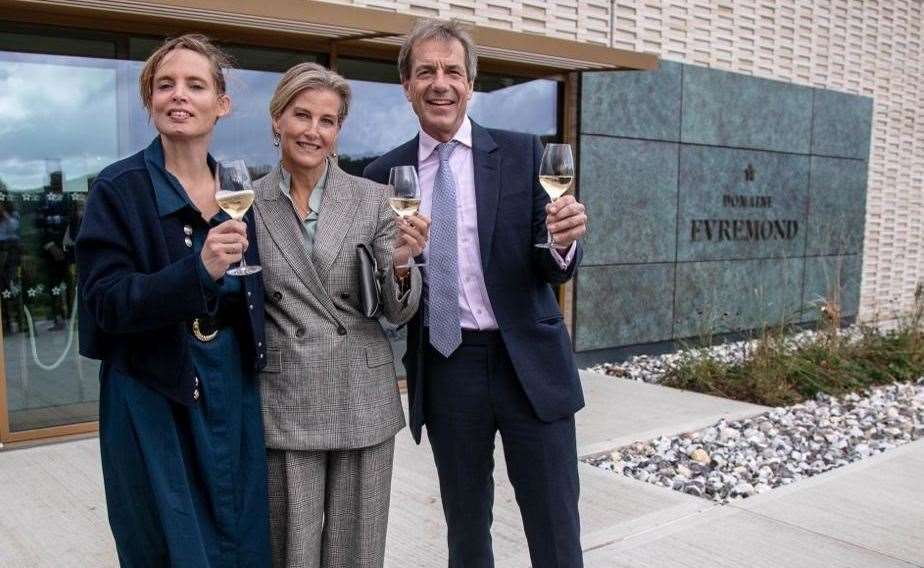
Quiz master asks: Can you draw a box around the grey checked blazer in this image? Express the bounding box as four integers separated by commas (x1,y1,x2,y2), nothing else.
253,159,421,450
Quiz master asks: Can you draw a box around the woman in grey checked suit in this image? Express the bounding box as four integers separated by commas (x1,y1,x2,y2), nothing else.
252,63,428,567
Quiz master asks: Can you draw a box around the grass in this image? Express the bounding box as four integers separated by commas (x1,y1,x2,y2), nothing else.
661,284,924,407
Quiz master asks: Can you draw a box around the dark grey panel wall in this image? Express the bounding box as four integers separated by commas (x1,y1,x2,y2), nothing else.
582,60,683,141
581,136,678,265
576,61,872,353
575,264,675,351
802,254,862,322
806,157,868,256
812,90,874,159
673,258,804,337
680,65,814,153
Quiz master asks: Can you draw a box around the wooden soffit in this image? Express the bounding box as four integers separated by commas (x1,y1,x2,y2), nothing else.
0,0,658,72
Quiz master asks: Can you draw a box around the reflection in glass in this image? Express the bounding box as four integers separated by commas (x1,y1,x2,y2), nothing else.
0,51,115,431
336,58,559,176
0,50,313,431
0,43,560,433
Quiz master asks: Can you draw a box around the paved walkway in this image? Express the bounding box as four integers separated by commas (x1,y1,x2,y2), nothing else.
1,371,921,567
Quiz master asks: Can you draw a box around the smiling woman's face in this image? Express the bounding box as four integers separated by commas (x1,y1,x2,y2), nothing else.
150,48,229,140
273,87,342,174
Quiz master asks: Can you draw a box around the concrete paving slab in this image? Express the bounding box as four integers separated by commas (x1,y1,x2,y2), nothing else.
0,380,919,568
733,439,924,566
576,370,768,456
583,506,919,568
0,438,116,568
385,421,713,567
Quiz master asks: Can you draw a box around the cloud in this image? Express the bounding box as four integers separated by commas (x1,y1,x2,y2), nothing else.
337,79,419,160
0,53,120,190
0,51,558,191
469,80,557,135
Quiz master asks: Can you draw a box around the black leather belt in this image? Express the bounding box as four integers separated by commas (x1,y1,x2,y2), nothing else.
460,328,502,345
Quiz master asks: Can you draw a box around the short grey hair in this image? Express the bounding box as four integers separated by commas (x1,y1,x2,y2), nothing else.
269,62,351,130
398,19,478,84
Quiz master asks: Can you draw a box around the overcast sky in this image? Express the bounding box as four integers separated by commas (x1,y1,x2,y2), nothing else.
0,51,557,191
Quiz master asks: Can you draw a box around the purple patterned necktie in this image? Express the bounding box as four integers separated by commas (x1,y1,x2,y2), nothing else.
428,141,462,357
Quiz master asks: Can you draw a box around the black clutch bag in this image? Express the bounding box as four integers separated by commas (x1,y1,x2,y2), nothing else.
356,243,383,318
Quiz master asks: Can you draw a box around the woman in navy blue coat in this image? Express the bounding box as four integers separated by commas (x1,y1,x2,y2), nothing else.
75,34,270,567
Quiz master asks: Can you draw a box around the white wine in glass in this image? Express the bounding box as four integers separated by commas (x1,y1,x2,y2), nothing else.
388,165,425,269
388,196,421,218
538,175,574,201
215,189,255,220
536,143,574,249
216,159,261,276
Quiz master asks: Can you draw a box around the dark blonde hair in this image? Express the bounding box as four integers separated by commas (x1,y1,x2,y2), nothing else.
138,34,233,112
269,62,352,133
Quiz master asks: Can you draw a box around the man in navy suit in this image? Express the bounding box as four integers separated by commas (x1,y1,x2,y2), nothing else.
364,19,588,568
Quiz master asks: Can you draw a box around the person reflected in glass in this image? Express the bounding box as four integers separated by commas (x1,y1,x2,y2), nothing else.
0,197,21,334
252,63,427,568
75,34,271,567
36,169,74,331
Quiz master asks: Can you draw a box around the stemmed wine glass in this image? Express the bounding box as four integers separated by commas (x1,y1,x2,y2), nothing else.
215,159,261,276
535,143,575,249
388,165,425,269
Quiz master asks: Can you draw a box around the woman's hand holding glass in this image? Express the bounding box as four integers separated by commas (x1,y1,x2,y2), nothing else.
201,220,248,280
393,213,430,277
389,163,430,276
216,160,261,276
389,166,429,271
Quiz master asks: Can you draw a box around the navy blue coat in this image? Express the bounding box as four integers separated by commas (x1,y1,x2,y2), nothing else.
364,122,585,442
76,149,266,406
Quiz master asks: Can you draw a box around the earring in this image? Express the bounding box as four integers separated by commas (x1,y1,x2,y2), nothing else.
273,132,280,147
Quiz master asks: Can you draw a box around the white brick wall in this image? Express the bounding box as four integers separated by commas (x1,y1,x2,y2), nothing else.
328,0,924,319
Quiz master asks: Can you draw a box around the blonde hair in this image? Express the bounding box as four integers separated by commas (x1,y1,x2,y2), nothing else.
138,34,232,112
269,63,352,135
398,19,477,83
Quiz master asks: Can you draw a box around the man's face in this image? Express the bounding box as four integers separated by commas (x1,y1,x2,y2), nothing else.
402,37,474,142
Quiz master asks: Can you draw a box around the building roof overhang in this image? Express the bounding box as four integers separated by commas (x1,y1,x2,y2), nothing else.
0,0,658,73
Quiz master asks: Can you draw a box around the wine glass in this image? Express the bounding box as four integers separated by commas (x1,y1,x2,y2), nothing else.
535,143,575,249
215,159,261,276
388,165,425,269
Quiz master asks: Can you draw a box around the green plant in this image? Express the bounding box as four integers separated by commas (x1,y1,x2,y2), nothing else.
661,282,924,407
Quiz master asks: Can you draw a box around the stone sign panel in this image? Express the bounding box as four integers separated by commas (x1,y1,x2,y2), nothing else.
575,62,872,360
678,145,810,261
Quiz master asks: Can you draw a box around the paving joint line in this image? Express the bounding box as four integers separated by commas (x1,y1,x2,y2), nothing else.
580,505,718,554
727,505,924,568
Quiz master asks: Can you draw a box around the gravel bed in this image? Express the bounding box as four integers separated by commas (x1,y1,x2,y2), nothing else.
584,380,924,503
587,327,865,385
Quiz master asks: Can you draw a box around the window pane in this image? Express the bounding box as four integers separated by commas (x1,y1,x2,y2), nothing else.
0,42,321,433
468,79,558,136
337,57,560,175
337,77,420,174
0,51,116,431
119,61,286,176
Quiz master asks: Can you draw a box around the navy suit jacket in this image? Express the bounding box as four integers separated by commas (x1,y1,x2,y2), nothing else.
364,121,585,442
76,148,266,406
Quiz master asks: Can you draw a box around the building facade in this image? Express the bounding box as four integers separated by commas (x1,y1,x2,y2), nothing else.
0,0,919,444
337,0,923,323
